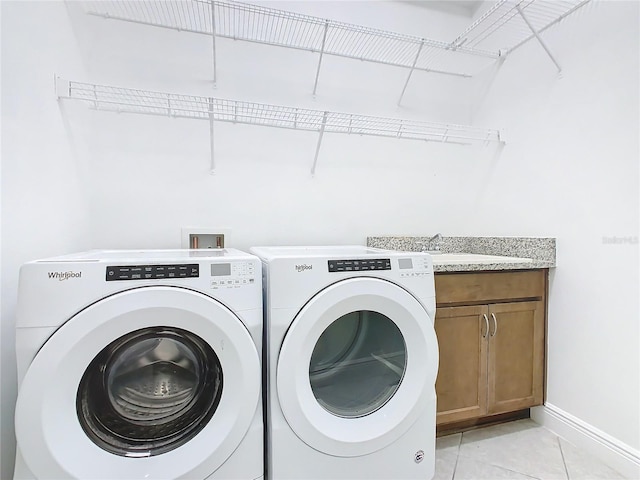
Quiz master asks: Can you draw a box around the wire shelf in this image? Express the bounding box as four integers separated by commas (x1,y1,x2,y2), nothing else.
55,77,502,174
84,0,592,78
84,0,498,79
452,0,591,53
57,79,501,144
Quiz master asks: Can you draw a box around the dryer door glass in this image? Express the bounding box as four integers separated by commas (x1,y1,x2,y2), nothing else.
309,310,406,418
77,327,223,457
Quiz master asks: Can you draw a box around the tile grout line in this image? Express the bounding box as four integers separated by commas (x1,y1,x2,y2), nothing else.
450,432,463,480
558,436,571,480
453,424,552,480
454,452,544,480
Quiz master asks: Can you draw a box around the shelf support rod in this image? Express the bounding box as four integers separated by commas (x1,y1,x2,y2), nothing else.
516,4,562,73
210,0,218,86
311,111,328,176
398,40,424,106
312,21,330,96
208,98,216,173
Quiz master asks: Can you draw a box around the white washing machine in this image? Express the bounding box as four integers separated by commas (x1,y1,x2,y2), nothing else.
250,245,439,480
14,249,263,480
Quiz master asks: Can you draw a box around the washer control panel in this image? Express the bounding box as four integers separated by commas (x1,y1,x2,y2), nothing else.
105,261,258,286
106,264,199,281
328,258,391,272
398,256,432,278
210,261,256,289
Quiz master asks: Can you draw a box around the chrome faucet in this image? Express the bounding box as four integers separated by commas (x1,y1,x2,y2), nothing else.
428,233,442,252
416,233,442,253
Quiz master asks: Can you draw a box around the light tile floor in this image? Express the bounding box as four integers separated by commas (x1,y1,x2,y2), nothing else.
435,419,625,480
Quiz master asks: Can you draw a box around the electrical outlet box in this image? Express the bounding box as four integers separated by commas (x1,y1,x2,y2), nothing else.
181,228,231,249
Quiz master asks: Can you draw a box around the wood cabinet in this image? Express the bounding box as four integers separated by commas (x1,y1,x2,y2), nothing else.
434,270,546,426
434,304,488,424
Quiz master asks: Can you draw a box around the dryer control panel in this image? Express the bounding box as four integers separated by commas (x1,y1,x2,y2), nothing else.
328,258,391,272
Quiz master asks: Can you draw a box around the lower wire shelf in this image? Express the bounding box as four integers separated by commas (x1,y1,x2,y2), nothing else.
55,77,503,175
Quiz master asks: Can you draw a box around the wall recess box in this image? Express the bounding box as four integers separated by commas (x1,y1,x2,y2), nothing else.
181,228,231,249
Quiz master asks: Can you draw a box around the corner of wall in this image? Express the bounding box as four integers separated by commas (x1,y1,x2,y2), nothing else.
531,404,640,479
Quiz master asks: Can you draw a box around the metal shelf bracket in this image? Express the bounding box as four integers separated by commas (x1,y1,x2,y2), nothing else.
208,97,215,174
210,1,218,86
516,4,562,73
311,111,328,176
398,40,425,106
312,21,330,96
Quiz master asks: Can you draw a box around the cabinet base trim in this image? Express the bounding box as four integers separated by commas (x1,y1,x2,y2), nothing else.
531,403,640,479
436,410,529,436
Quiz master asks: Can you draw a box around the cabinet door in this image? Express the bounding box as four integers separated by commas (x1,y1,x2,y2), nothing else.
487,301,544,414
434,305,489,425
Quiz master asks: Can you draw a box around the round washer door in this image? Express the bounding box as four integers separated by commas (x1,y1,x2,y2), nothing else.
277,277,439,457
15,286,260,480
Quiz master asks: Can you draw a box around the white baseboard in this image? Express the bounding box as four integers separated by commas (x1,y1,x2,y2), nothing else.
531,403,640,479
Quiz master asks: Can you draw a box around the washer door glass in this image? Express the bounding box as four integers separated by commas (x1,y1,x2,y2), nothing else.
77,326,222,457
309,311,406,418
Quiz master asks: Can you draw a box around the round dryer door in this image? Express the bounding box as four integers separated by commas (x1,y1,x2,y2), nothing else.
15,286,260,479
277,277,439,457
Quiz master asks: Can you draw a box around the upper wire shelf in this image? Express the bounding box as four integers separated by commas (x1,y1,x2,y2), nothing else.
55,78,502,174
83,0,498,81
452,0,591,54
84,0,591,79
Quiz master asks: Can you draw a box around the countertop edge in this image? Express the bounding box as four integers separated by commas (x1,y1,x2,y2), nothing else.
367,236,556,273
433,260,555,273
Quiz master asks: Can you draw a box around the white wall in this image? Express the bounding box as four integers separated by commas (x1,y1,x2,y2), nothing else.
1,0,638,478
0,2,477,477
61,0,482,251
468,0,640,469
1,2,90,478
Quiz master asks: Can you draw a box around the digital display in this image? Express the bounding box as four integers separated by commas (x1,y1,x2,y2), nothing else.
398,258,413,269
211,263,231,276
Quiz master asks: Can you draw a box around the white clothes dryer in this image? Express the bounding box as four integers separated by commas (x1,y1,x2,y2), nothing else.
14,249,263,480
250,246,439,480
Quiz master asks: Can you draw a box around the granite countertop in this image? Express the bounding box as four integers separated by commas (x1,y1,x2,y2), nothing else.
366,236,556,273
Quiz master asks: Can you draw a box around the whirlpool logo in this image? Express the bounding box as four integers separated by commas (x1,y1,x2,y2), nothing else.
295,264,313,273
48,271,82,281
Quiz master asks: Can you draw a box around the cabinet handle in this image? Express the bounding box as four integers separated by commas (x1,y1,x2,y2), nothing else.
490,312,498,337
482,314,489,338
